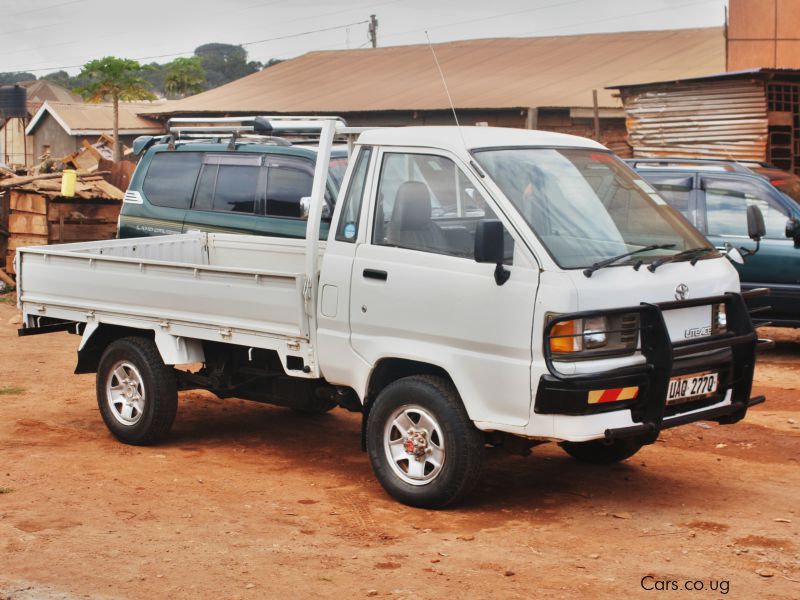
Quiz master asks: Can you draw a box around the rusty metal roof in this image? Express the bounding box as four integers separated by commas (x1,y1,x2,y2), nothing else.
26,101,164,136
142,27,725,117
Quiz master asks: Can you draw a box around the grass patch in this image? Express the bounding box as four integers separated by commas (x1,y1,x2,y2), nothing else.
0,487,13,494
0,386,25,395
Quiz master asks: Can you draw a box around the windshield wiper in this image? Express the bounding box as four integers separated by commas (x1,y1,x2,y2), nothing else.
583,244,676,278
647,247,715,272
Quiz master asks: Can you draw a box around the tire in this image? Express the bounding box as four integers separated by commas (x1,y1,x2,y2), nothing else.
96,336,178,446
366,375,484,509
560,438,643,465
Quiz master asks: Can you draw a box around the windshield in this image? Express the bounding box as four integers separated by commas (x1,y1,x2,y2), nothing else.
474,148,711,269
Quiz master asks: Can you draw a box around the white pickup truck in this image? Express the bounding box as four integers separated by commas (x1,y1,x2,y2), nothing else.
16,118,766,508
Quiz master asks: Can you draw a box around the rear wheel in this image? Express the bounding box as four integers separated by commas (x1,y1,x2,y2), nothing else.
366,375,483,509
560,438,643,465
96,336,177,445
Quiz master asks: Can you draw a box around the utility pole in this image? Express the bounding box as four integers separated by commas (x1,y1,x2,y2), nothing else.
368,14,378,48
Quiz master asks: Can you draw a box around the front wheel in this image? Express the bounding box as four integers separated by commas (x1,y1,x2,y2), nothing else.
560,438,643,465
366,375,484,509
96,336,178,446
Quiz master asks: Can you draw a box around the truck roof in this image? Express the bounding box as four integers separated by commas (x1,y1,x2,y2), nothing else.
356,126,607,155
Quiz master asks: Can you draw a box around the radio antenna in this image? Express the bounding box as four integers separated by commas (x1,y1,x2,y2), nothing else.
425,31,467,148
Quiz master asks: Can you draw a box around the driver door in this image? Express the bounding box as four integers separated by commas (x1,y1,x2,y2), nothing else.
348,148,539,427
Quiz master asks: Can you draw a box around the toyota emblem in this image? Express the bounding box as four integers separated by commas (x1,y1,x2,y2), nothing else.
675,283,689,301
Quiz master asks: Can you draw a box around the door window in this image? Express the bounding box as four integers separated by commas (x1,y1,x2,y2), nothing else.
640,174,693,218
373,152,513,261
703,176,788,239
335,147,372,242
265,157,314,218
142,152,202,209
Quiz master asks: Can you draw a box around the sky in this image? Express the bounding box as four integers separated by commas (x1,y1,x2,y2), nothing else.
0,0,728,75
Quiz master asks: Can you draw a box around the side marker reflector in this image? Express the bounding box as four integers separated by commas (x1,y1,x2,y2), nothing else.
588,386,639,404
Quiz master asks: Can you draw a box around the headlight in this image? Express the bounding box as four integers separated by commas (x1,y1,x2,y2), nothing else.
583,316,608,349
547,312,639,360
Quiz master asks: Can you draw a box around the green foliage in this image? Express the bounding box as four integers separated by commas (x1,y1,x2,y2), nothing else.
5,43,269,98
41,70,71,88
75,57,156,104
164,57,206,98
0,72,36,84
194,43,262,89
137,62,167,96
0,386,25,395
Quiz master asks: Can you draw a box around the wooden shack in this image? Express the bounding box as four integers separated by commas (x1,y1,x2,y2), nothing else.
2,173,123,273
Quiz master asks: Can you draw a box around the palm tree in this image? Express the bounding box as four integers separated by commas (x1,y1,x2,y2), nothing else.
164,57,206,98
76,57,156,163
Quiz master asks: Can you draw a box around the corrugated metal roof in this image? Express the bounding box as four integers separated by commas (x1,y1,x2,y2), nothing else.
142,27,725,117
610,67,800,90
621,80,768,161
26,101,164,136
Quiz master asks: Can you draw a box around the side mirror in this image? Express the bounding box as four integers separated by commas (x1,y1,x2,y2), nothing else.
786,217,800,243
475,220,510,286
747,205,766,241
299,196,311,220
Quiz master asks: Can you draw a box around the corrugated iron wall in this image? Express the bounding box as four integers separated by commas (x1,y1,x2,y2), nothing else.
621,80,767,161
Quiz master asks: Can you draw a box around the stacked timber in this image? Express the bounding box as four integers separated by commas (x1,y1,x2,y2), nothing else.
1,172,123,274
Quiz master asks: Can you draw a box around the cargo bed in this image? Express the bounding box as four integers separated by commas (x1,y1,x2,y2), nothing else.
16,232,320,375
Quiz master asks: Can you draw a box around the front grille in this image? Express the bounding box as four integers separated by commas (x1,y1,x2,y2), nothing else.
620,313,639,345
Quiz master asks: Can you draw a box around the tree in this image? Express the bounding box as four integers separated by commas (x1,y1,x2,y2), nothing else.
194,43,261,89
0,72,36,84
137,62,167,96
164,57,206,98
75,57,156,163
41,70,71,88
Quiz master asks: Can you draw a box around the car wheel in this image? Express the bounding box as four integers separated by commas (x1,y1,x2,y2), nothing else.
96,336,178,446
366,375,484,508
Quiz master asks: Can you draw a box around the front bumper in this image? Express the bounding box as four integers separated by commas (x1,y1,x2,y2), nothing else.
535,291,765,444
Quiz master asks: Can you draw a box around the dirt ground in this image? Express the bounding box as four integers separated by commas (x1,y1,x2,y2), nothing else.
0,294,798,600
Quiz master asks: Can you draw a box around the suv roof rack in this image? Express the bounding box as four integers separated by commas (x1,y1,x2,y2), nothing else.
625,157,753,173
167,115,352,136
162,115,370,153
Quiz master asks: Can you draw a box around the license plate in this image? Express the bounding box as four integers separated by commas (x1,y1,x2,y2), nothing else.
666,372,718,404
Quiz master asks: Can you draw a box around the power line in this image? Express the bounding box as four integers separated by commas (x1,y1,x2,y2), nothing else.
8,0,88,17
1,19,370,73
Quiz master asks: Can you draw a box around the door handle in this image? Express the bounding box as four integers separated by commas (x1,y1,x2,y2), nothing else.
363,268,388,281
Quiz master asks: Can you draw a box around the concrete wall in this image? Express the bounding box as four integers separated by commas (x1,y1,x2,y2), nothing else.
31,113,80,162
728,0,800,70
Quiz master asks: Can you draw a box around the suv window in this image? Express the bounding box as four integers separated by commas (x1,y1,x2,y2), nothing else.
266,157,314,218
641,174,693,217
373,152,512,261
702,176,788,239
142,152,203,209
213,165,261,213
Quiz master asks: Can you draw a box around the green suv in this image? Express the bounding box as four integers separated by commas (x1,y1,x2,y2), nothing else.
120,121,349,240
629,158,800,327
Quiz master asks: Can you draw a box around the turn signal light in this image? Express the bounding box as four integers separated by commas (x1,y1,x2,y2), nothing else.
550,319,581,353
